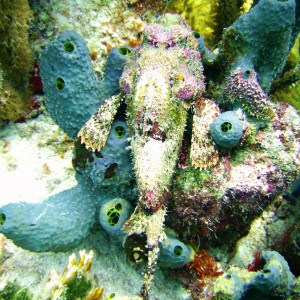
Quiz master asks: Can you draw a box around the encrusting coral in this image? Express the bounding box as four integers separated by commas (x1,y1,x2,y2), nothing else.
221,67,275,120
190,98,220,169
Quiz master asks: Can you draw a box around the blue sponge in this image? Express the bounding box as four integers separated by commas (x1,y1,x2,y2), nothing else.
74,120,135,199
210,111,243,148
213,251,295,298
221,0,297,91
158,235,191,269
0,185,96,252
0,120,135,252
40,31,101,138
251,251,295,296
99,46,133,100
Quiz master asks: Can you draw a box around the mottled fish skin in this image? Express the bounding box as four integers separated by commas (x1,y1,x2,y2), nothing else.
120,14,214,299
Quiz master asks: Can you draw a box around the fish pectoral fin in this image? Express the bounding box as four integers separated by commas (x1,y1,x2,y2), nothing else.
191,97,220,169
122,203,148,236
78,94,122,151
123,204,166,243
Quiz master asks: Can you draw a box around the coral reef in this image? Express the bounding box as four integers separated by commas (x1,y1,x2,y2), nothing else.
0,0,300,299
76,9,299,297
167,102,300,248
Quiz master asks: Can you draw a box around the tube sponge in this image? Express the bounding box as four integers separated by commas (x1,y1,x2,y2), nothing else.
210,111,243,148
99,46,133,100
0,185,96,252
40,31,101,138
74,120,135,200
158,235,192,269
220,0,297,91
99,198,132,236
213,251,295,299
251,251,295,297
40,30,132,138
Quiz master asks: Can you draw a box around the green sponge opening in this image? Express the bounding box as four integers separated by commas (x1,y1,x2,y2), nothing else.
56,77,65,91
174,245,183,257
99,198,132,235
220,122,233,133
114,126,125,138
193,31,201,39
242,69,252,79
107,203,123,226
64,42,75,53
0,213,6,226
118,47,132,57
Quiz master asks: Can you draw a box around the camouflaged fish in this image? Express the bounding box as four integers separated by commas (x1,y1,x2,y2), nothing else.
78,13,220,299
